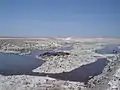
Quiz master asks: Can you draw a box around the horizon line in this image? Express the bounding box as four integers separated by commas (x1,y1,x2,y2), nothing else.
0,36,120,39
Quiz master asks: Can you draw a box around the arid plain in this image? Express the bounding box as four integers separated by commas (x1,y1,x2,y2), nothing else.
0,37,120,90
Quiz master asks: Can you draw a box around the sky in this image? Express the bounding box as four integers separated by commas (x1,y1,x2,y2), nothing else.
0,0,120,37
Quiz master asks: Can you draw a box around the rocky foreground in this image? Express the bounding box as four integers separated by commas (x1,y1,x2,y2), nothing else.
0,38,120,90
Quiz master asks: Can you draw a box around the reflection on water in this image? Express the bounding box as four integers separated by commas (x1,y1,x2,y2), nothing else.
0,53,45,75
95,44,120,54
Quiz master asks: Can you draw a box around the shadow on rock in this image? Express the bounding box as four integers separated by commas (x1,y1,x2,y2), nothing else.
39,52,70,57
29,46,72,57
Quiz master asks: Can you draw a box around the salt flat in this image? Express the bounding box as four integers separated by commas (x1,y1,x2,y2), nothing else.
0,38,120,90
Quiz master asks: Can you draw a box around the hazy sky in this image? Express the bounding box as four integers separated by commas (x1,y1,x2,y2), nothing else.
0,0,120,37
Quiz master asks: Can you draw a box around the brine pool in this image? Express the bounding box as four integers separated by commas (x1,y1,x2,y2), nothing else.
1,44,118,83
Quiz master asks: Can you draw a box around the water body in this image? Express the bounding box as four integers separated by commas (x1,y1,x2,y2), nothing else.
42,58,109,83
0,53,45,75
95,44,120,54
0,44,108,83
0,53,109,83
0,45,73,75
20,58,108,83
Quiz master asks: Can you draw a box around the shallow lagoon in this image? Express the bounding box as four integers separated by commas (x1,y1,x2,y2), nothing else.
0,44,110,83
0,53,44,75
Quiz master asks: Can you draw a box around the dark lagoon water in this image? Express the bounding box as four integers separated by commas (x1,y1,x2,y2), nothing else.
0,45,73,75
0,53,109,83
95,44,120,54
0,45,109,83
42,58,109,83
0,53,45,75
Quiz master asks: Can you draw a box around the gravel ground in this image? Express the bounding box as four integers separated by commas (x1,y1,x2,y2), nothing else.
0,38,120,90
